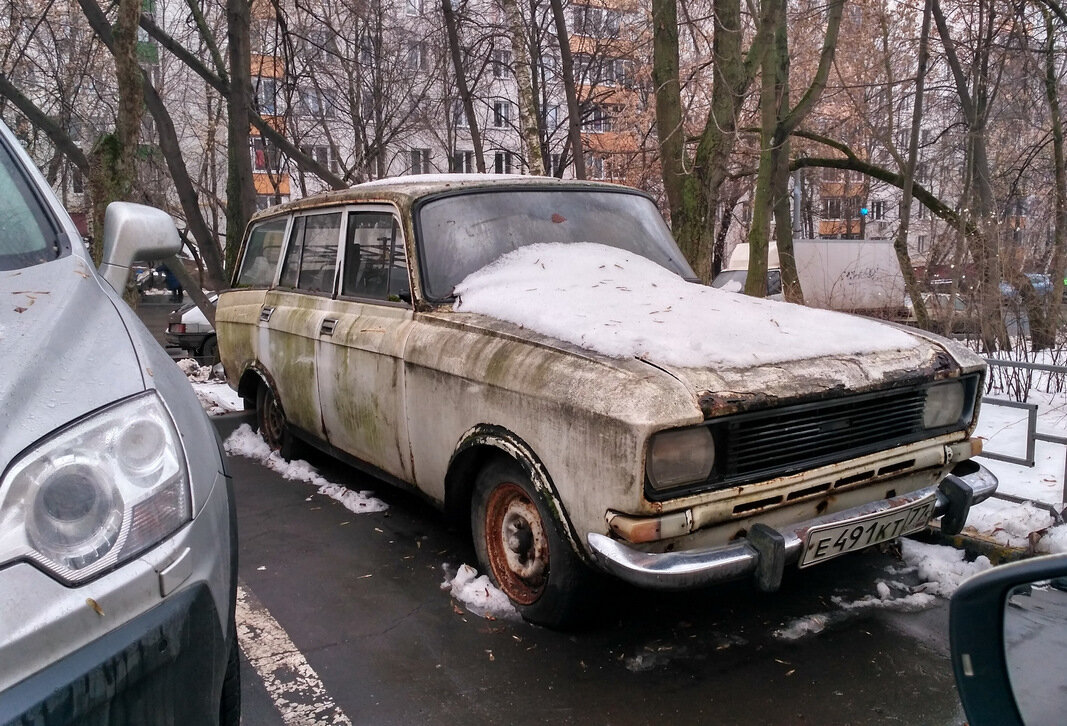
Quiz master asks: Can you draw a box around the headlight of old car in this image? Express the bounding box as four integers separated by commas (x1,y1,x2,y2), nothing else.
0,391,190,584
646,426,716,492
923,380,967,429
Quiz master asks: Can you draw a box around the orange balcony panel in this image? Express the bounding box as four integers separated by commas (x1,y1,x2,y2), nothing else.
249,116,286,135
253,174,290,196
251,54,284,78
819,219,862,236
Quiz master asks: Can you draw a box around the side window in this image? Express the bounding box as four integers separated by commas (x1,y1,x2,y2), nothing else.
342,211,409,302
234,217,287,287
277,213,342,293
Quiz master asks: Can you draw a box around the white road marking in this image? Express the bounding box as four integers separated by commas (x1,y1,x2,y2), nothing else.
236,584,352,725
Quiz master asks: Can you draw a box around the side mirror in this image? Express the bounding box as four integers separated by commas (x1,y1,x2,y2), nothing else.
98,202,181,292
950,553,1067,726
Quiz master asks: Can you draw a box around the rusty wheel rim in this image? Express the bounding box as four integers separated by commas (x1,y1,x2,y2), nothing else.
262,391,285,451
484,482,549,605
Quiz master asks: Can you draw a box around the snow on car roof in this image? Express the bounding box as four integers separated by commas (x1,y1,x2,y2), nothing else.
453,242,921,369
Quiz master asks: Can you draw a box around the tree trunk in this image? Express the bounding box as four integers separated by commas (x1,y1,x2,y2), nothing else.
442,0,486,172
226,0,256,277
549,0,584,178
500,0,544,174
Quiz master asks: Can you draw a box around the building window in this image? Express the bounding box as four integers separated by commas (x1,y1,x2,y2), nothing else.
583,105,613,133
253,76,278,115
494,151,512,174
252,137,283,173
359,35,374,65
871,200,885,220
917,235,927,253
544,105,559,130
298,87,335,118
406,0,422,15
451,150,474,173
493,49,511,78
406,41,427,71
360,89,375,120
452,99,468,128
588,155,604,179
300,144,340,175
572,5,622,37
410,148,431,174
493,100,510,128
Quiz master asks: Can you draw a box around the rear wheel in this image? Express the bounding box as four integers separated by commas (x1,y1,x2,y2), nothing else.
200,336,219,366
471,458,594,628
256,383,299,459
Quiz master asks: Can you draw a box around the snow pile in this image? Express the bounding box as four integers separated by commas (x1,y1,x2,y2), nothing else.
899,539,992,598
224,424,387,514
177,358,244,415
440,564,519,621
453,243,920,368
963,500,1054,550
775,613,831,641
176,357,214,382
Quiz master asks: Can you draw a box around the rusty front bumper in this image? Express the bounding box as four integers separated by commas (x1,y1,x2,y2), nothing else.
587,460,998,592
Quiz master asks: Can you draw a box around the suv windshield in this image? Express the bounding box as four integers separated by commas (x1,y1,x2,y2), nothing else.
0,137,60,270
416,189,697,300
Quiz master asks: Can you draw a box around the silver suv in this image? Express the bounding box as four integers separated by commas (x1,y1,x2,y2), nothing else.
0,120,239,724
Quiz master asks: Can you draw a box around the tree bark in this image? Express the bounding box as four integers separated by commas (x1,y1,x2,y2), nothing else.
226,0,256,277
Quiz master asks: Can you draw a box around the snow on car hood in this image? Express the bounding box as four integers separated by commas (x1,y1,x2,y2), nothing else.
0,255,145,465
453,243,921,369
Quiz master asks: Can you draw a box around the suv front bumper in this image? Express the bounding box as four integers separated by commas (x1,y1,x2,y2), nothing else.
1,583,230,726
588,460,998,592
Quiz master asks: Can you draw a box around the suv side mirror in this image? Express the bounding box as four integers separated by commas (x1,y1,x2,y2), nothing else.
98,202,181,292
950,553,1067,726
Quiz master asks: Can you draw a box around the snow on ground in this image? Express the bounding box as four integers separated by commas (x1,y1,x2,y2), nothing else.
440,564,520,622
224,423,387,515
454,243,919,368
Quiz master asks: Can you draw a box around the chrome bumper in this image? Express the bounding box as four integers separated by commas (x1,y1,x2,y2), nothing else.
587,460,998,592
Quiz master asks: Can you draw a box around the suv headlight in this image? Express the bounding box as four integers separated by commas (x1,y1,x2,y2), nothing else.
0,391,190,584
646,426,716,492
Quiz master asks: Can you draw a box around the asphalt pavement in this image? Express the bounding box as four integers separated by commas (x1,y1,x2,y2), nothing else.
213,413,968,726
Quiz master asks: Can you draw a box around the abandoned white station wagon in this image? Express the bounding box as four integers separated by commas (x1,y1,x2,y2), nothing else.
216,175,997,626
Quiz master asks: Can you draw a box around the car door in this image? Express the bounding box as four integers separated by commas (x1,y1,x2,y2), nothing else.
315,206,415,482
261,210,342,441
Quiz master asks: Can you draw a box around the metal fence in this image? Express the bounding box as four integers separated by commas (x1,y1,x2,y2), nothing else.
978,358,1067,523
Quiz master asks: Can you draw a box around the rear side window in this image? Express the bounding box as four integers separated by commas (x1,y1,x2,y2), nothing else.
278,212,341,294
234,218,287,287
342,211,409,302
0,137,61,270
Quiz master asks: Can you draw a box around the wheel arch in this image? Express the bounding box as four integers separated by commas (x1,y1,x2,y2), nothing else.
445,424,591,566
236,364,275,409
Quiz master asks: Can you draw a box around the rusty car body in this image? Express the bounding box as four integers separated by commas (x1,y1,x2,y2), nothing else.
216,175,996,626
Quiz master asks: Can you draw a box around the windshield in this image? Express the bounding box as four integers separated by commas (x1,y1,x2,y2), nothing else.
415,188,696,300
0,136,61,270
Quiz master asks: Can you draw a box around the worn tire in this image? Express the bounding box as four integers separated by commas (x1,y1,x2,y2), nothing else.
256,383,300,459
471,458,594,628
219,634,241,726
200,336,220,366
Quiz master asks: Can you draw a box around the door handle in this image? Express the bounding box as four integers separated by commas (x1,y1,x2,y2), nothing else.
259,305,274,322
320,318,338,336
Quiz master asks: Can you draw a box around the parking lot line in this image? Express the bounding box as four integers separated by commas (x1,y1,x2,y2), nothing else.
236,583,352,725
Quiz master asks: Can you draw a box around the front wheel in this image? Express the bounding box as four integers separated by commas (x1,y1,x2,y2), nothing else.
471,458,595,628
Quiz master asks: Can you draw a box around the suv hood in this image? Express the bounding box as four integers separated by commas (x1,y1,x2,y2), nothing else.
0,256,145,464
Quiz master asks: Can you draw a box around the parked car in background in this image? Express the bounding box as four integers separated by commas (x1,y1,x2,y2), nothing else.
217,175,997,627
0,119,239,725
904,292,981,335
167,294,219,363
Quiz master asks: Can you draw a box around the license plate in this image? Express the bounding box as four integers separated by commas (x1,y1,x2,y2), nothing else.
799,494,937,568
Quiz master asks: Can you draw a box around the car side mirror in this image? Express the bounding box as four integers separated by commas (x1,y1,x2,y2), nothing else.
98,202,182,292
949,553,1067,726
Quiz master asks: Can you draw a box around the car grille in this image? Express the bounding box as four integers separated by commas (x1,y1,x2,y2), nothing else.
702,376,979,492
